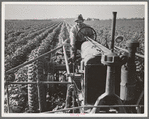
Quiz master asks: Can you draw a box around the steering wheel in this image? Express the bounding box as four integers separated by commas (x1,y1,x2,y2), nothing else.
76,26,97,41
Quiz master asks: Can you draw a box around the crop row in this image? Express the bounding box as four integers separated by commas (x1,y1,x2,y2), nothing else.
4,22,63,113
5,21,59,44
64,23,72,51
5,26,39,45
5,22,60,59
5,22,62,72
54,23,71,65
5,21,57,56
58,23,69,45
5,23,62,113
28,23,62,61
27,22,62,112
47,23,71,111
5,22,60,56
5,20,54,38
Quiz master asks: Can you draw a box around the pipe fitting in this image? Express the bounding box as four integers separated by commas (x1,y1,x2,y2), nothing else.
101,52,120,66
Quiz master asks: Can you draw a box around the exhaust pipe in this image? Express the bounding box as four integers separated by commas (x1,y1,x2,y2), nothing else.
110,12,117,52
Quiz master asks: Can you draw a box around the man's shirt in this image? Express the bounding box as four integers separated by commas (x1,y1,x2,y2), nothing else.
70,23,94,47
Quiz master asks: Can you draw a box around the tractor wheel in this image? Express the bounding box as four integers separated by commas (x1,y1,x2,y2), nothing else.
28,57,46,112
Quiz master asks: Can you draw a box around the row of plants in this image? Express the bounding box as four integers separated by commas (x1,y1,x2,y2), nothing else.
5,20,53,39
5,22,61,72
5,23,47,45
4,22,63,113
5,21,58,44
27,22,63,112
5,22,60,56
45,22,70,112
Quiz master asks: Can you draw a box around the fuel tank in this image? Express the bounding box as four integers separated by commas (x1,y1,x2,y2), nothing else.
81,41,102,65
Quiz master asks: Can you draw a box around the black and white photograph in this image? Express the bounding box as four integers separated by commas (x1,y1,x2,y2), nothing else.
1,2,148,117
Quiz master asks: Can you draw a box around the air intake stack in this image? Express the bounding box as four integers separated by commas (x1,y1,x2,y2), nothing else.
120,39,139,101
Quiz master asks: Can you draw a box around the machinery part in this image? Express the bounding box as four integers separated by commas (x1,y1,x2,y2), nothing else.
126,39,139,64
120,66,137,101
81,41,102,62
120,39,139,101
47,61,55,94
65,84,81,113
80,40,106,105
28,57,46,112
101,52,120,94
115,36,123,43
101,52,120,66
6,41,69,74
91,52,126,113
46,72,55,99
110,12,117,52
80,40,120,105
91,12,126,113
77,26,97,42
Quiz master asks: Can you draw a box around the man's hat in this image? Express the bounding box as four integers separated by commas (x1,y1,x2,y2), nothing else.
75,14,85,22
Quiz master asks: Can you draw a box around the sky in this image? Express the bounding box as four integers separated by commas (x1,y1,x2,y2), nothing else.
3,2,146,20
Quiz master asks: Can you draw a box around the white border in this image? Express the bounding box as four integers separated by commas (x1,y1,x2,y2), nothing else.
1,1,148,117
144,1,148,117
2,2,5,117
2,1,147,5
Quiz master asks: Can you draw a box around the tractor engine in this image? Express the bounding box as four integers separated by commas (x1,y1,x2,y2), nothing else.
80,41,121,105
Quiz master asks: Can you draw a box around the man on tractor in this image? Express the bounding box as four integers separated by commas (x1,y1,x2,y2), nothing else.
69,14,95,62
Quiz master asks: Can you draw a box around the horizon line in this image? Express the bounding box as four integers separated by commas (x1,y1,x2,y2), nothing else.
5,17,145,20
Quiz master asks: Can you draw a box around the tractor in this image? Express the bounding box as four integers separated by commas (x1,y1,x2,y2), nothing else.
5,12,144,114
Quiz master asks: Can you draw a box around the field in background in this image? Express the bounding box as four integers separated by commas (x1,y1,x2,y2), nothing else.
4,18,144,113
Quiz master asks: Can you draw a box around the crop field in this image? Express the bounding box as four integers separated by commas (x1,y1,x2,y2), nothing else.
4,18,144,113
